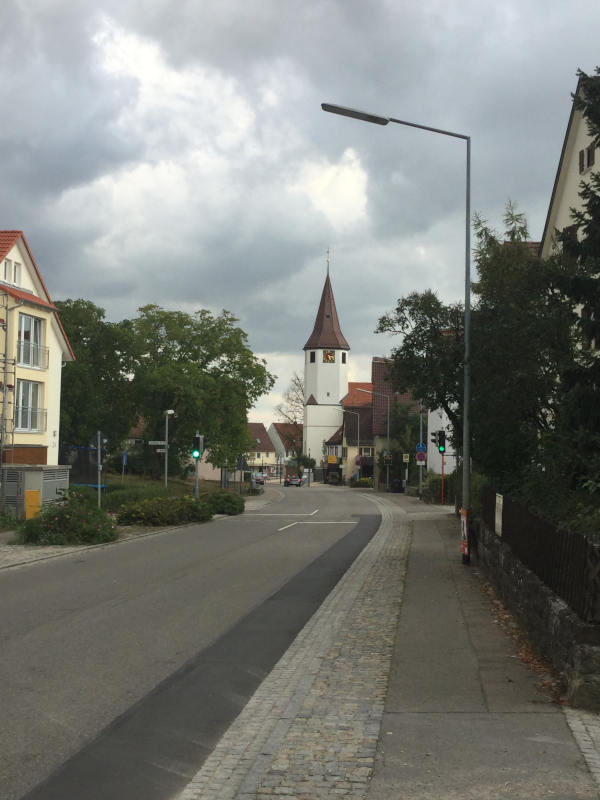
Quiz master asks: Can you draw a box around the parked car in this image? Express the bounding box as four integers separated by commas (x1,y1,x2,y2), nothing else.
252,473,265,485
284,474,302,486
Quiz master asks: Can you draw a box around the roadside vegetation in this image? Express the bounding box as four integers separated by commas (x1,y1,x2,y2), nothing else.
14,477,245,546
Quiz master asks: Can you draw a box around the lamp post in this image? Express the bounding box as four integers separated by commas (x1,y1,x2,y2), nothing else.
342,408,360,482
355,387,393,491
164,409,175,488
322,102,471,561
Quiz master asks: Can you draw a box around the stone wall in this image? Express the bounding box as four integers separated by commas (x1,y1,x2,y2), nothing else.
475,519,600,710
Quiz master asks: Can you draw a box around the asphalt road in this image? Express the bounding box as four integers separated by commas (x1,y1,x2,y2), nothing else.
0,484,380,800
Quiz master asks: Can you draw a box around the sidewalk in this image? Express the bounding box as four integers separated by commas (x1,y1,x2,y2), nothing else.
175,490,600,799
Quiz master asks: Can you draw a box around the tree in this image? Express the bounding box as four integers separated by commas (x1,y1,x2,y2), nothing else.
542,67,600,501
56,299,137,448
376,290,464,442
470,204,575,490
377,203,576,493
129,305,275,472
274,372,305,425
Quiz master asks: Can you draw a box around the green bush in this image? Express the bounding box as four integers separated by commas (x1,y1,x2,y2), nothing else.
19,490,117,545
116,495,212,526
423,470,458,505
101,484,172,512
207,490,245,515
0,506,17,531
350,477,373,488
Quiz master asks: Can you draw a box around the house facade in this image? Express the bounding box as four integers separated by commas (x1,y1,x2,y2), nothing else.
268,421,303,473
0,231,74,466
540,76,597,259
246,422,277,476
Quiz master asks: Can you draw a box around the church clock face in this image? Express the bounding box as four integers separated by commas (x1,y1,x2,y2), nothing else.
323,349,335,363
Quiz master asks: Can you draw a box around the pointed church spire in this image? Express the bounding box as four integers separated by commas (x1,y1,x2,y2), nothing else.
303,267,350,351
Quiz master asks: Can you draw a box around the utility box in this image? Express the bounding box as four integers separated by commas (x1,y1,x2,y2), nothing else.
0,465,71,519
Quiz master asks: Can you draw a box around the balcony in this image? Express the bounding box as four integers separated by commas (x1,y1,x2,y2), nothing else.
17,340,49,370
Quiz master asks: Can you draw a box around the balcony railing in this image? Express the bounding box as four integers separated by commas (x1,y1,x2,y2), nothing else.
17,340,49,369
15,407,47,432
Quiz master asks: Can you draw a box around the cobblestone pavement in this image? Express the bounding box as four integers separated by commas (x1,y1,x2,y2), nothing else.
177,493,409,800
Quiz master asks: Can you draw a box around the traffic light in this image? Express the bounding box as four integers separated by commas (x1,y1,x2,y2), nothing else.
438,431,446,454
430,430,439,447
192,434,203,459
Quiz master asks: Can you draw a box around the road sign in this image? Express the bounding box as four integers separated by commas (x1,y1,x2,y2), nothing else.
155,448,166,453
416,451,426,463
402,453,410,463
416,442,426,452
149,440,166,445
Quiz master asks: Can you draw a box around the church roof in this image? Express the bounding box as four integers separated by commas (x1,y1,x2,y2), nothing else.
303,274,350,351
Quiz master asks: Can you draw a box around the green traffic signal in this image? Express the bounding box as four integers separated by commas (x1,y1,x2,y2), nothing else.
438,431,446,453
192,434,202,459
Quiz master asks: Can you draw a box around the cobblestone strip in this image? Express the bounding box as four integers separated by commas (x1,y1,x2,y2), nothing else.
565,708,600,789
177,496,411,800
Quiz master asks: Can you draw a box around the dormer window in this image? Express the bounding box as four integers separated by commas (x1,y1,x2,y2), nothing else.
4,258,21,285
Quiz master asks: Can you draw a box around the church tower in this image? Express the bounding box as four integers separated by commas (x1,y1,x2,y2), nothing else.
302,268,349,460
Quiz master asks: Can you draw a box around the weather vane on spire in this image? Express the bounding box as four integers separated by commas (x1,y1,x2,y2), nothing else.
326,247,330,276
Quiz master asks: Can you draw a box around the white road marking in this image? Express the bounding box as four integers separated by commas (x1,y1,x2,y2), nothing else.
278,521,355,533
278,522,298,532
249,509,319,517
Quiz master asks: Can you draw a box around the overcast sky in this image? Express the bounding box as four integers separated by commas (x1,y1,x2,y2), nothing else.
1,0,598,425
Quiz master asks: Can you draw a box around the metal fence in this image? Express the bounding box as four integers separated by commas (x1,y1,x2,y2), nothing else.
482,487,600,623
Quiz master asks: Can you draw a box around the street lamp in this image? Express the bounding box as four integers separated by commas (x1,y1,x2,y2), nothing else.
355,387,393,491
164,409,175,488
322,102,472,561
342,408,360,482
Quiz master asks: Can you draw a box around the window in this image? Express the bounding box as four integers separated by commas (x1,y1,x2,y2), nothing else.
342,352,347,364
16,379,45,431
310,351,316,363
3,259,20,284
256,452,261,459
342,447,348,458
18,314,45,368
359,447,373,457
579,145,596,174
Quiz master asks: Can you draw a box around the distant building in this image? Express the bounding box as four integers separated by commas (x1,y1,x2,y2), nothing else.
246,422,277,476
268,421,302,461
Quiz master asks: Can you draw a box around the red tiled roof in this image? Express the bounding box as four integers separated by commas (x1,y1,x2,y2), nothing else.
343,382,373,407
303,275,350,351
272,422,303,450
326,426,344,445
248,422,275,452
1,285,56,311
0,231,22,260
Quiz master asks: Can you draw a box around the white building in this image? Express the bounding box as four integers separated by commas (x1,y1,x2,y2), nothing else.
302,273,349,462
